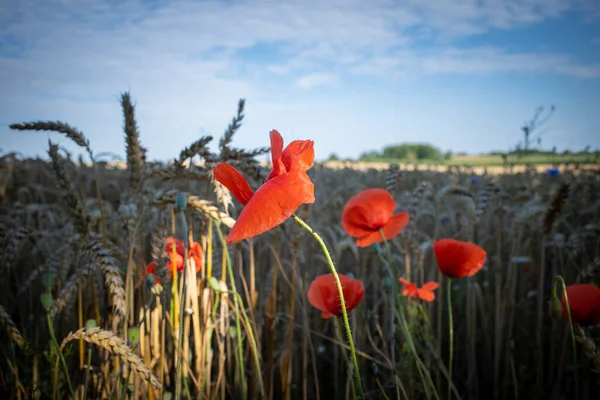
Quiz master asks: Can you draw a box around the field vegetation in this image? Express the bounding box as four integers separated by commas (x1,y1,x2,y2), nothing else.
0,93,599,400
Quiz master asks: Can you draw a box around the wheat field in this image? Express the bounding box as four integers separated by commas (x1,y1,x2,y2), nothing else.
0,94,599,400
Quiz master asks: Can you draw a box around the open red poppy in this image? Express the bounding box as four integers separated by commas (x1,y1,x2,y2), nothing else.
399,278,439,302
559,284,600,326
308,274,364,319
341,188,409,247
214,130,315,245
144,236,203,283
433,238,487,278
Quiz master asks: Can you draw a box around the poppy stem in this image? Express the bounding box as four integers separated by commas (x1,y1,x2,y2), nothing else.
175,193,189,400
291,214,364,399
378,230,400,399
447,278,454,400
551,275,579,400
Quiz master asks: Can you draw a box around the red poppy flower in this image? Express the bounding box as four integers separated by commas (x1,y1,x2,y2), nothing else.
399,278,439,302
214,130,315,246
433,238,487,278
559,284,600,326
144,236,203,283
308,274,364,319
341,188,409,247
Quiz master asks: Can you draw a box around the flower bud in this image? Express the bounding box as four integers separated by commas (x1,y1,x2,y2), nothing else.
175,193,187,211
549,296,563,319
85,319,97,329
128,327,140,347
40,292,53,312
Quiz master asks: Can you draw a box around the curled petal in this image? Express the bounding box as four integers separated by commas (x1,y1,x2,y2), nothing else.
214,163,255,206
266,129,287,181
226,169,315,245
434,238,487,278
282,140,315,172
342,189,396,238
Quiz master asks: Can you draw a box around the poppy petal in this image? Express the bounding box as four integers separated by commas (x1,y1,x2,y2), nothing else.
434,239,487,278
398,277,411,286
214,163,255,206
307,276,330,313
417,290,436,302
266,129,287,181
341,188,396,238
380,212,410,241
226,168,315,245
282,139,315,172
421,282,440,292
560,284,600,326
308,274,364,318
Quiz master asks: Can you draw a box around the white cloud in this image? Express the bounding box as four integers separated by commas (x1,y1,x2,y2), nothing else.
295,73,339,89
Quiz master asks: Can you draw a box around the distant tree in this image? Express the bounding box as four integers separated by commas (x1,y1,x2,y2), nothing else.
519,105,555,155
444,150,453,160
327,153,340,161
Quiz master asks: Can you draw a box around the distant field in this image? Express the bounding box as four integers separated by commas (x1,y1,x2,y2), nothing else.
358,152,598,166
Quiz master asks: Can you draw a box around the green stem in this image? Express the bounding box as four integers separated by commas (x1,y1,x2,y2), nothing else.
46,312,74,398
215,221,247,399
378,230,397,376
551,275,579,400
291,214,364,399
378,235,430,400
335,318,356,400
175,196,189,400
83,344,92,400
447,278,454,400
211,284,266,397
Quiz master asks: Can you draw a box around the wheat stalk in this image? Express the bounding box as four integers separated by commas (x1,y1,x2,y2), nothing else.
0,305,25,348
60,327,161,389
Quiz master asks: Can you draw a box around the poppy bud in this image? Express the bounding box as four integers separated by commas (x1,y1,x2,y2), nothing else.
145,273,156,289
85,319,97,329
209,277,221,292
128,327,140,347
41,273,55,289
40,292,53,312
549,296,563,319
175,193,187,211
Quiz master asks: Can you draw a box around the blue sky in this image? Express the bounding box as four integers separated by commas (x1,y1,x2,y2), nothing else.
1,0,599,162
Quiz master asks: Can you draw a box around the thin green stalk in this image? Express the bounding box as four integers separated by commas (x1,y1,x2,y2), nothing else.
394,305,433,400
551,275,579,400
335,318,356,400
378,230,398,384
291,214,364,399
175,194,189,400
379,234,429,399
209,279,266,397
83,344,92,400
447,278,454,400
46,312,74,399
215,221,247,399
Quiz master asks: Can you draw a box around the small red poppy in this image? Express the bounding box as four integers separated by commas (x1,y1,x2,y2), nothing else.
214,130,315,245
144,236,203,283
341,188,409,247
307,274,365,319
433,238,487,278
399,278,439,302
559,284,600,326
